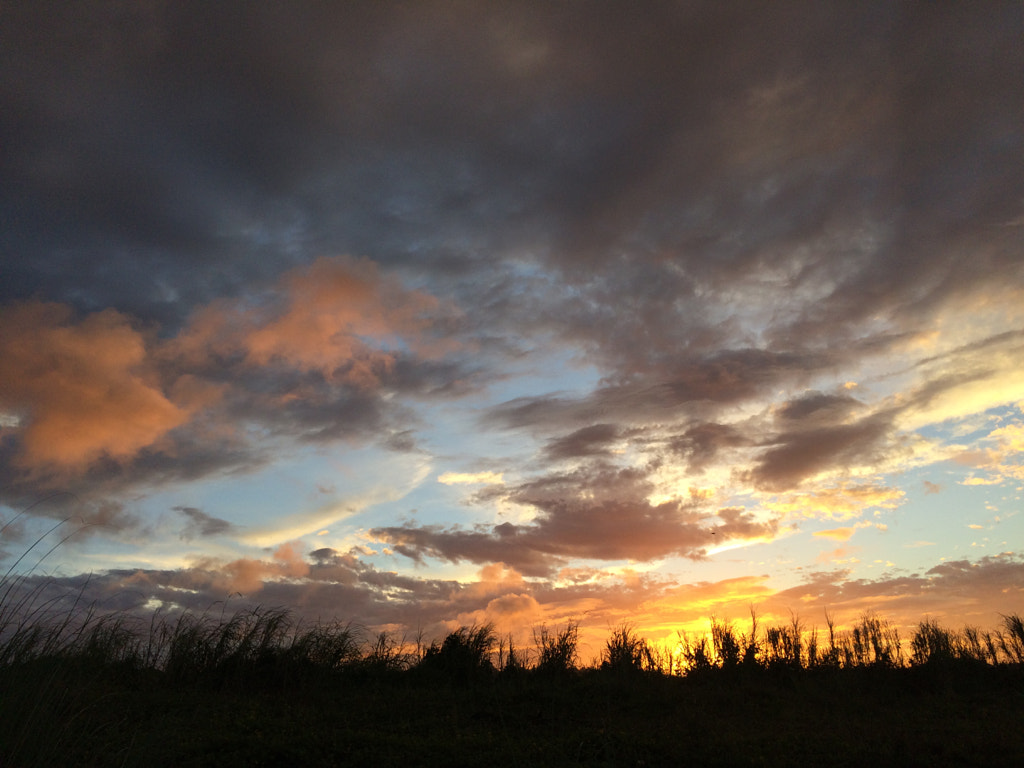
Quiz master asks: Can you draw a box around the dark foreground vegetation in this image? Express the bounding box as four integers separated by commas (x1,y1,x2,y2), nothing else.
3,590,1024,768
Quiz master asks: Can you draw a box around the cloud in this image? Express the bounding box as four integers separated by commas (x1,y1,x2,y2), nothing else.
0,302,189,471
774,392,862,426
438,471,505,486
543,423,620,461
484,593,541,620
166,255,457,381
989,421,1024,452
765,553,1024,631
244,256,454,384
746,415,894,492
1,2,1022,658
373,462,779,576
894,332,1024,432
240,459,430,548
193,541,312,595
0,258,457,506
668,422,750,473
813,527,855,542
961,477,1000,487
175,506,234,541
763,483,905,522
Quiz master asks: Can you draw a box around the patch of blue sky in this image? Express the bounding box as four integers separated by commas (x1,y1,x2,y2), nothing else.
0,512,81,577
914,402,1019,444
857,464,1018,573
131,440,431,550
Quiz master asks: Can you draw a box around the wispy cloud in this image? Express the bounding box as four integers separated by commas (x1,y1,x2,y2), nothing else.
813,527,856,542
438,471,504,486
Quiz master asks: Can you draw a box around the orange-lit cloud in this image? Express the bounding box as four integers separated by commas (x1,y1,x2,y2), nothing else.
815,545,860,564
0,258,453,478
0,301,189,470
195,541,311,594
813,527,855,541
990,421,1024,452
764,482,905,521
242,256,449,386
167,256,454,388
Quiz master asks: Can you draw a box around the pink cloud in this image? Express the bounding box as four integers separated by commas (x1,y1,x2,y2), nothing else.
172,256,454,388
0,257,453,476
0,302,189,470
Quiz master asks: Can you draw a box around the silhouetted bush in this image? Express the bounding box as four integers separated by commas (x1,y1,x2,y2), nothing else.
496,632,526,675
533,621,578,675
1001,613,1024,664
602,623,656,673
418,623,497,681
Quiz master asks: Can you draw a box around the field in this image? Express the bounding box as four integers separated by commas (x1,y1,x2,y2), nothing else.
2,600,1023,767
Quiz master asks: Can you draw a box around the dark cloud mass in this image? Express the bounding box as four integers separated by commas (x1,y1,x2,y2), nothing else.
175,506,234,541
3,2,1021,339
669,422,750,473
747,415,893,491
543,423,620,460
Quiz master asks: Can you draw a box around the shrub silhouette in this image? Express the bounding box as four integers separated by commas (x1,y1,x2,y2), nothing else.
497,632,526,675
849,613,902,667
710,617,743,669
602,623,655,673
763,615,804,670
911,618,959,665
677,630,714,674
533,621,578,675
1001,613,1024,664
419,623,497,681
361,630,410,672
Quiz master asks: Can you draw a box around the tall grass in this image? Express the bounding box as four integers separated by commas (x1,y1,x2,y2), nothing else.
3,580,1024,768
602,623,657,673
6,507,1015,765
2,514,1023,682
533,620,580,675
4,577,1024,682
418,623,497,680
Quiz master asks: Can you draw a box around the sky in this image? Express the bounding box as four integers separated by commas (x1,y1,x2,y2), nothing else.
2,1,1023,658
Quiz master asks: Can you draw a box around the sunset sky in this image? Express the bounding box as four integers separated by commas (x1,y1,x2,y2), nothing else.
2,2,1022,657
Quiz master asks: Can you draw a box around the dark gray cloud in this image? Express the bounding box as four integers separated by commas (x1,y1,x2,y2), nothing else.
0,487,142,543
775,392,863,426
543,423,620,461
668,422,750,474
175,506,234,541
3,4,1020,453
3,2,1019,345
746,415,895,492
